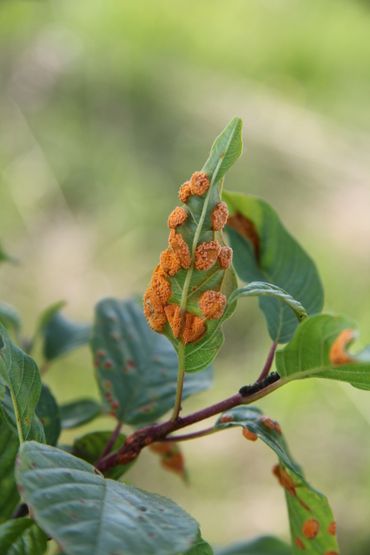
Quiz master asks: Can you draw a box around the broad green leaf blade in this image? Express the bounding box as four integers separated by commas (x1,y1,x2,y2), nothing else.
0,303,21,338
41,310,91,361
144,119,242,373
215,536,291,555
16,442,199,555
276,313,370,390
73,431,132,479
0,518,47,555
0,415,19,522
0,325,44,442
36,385,61,445
60,398,102,429
229,282,307,323
92,298,212,425
215,407,339,555
224,192,323,343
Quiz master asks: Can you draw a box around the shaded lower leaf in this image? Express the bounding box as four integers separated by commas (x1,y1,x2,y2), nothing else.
224,191,323,343
215,536,291,555
0,415,19,522
0,518,47,555
16,442,199,555
0,303,21,339
276,314,370,390
73,431,132,479
36,385,61,445
41,309,91,361
215,407,339,555
0,325,44,442
92,298,212,425
60,398,102,429
150,441,188,482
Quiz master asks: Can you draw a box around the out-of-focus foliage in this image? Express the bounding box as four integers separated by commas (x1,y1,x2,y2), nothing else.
0,1,369,553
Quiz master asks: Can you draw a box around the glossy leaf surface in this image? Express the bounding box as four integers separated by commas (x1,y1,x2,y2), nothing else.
0,518,47,555
16,442,199,555
215,407,339,554
276,314,370,390
92,298,212,424
0,325,44,442
59,398,102,429
224,191,323,343
216,536,291,555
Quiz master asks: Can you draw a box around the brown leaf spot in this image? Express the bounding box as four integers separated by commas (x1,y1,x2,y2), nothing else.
168,206,188,229
272,464,296,496
260,415,282,434
228,212,260,261
160,248,181,276
199,290,227,319
212,202,229,231
302,519,320,539
190,171,210,196
329,329,355,365
295,537,306,550
242,427,258,442
169,230,191,269
328,521,337,536
218,246,233,269
178,181,192,203
195,240,221,271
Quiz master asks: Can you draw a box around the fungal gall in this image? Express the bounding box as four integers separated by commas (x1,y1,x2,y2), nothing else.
329,329,355,365
218,246,233,269
178,181,192,203
302,519,320,539
160,248,181,276
260,415,282,434
164,304,182,338
181,312,206,344
168,206,188,229
242,427,258,442
195,240,221,271
143,289,167,332
169,230,191,269
151,265,172,304
212,201,229,231
199,290,227,319
190,171,210,196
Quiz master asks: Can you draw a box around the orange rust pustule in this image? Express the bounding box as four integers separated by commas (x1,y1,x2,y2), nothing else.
328,522,336,536
150,442,186,480
212,201,229,231
151,265,171,305
228,212,260,261
260,415,282,435
295,538,306,550
195,240,221,271
143,289,167,332
199,290,227,320
164,304,182,338
182,312,206,344
218,246,233,269
190,171,210,196
178,181,192,203
168,206,188,229
160,248,181,276
219,415,233,423
169,230,191,269
272,464,296,496
329,329,355,365
242,427,258,442
302,519,320,539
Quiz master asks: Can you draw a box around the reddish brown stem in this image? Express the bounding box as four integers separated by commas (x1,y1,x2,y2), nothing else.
97,421,123,463
161,426,217,442
257,342,277,383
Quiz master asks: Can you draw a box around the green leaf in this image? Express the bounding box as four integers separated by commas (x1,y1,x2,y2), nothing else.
16,441,199,555
0,518,47,555
92,298,212,425
215,536,291,555
229,282,307,324
144,118,242,373
36,385,61,445
184,531,213,554
41,309,91,362
215,407,339,555
223,192,324,343
0,415,19,522
276,313,370,390
0,325,44,442
60,398,102,429
0,303,21,338
73,431,132,479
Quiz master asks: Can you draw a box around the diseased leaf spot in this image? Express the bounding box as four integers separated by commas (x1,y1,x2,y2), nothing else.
302,518,320,539
168,206,188,229
218,246,233,269
195,240,221,271
329,329,355,365
178,181,192,203
242,427,258,442
169,230,191,269
159,249,181,276
199,290,226,320
295,537,305,550
328,521,336,535
190,171,210,196
228,212,260,261
272,464,296,496
260,415,282,435
212,201,229,231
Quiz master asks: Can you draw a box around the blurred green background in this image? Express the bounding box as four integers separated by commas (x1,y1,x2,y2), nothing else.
1,0,370,553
